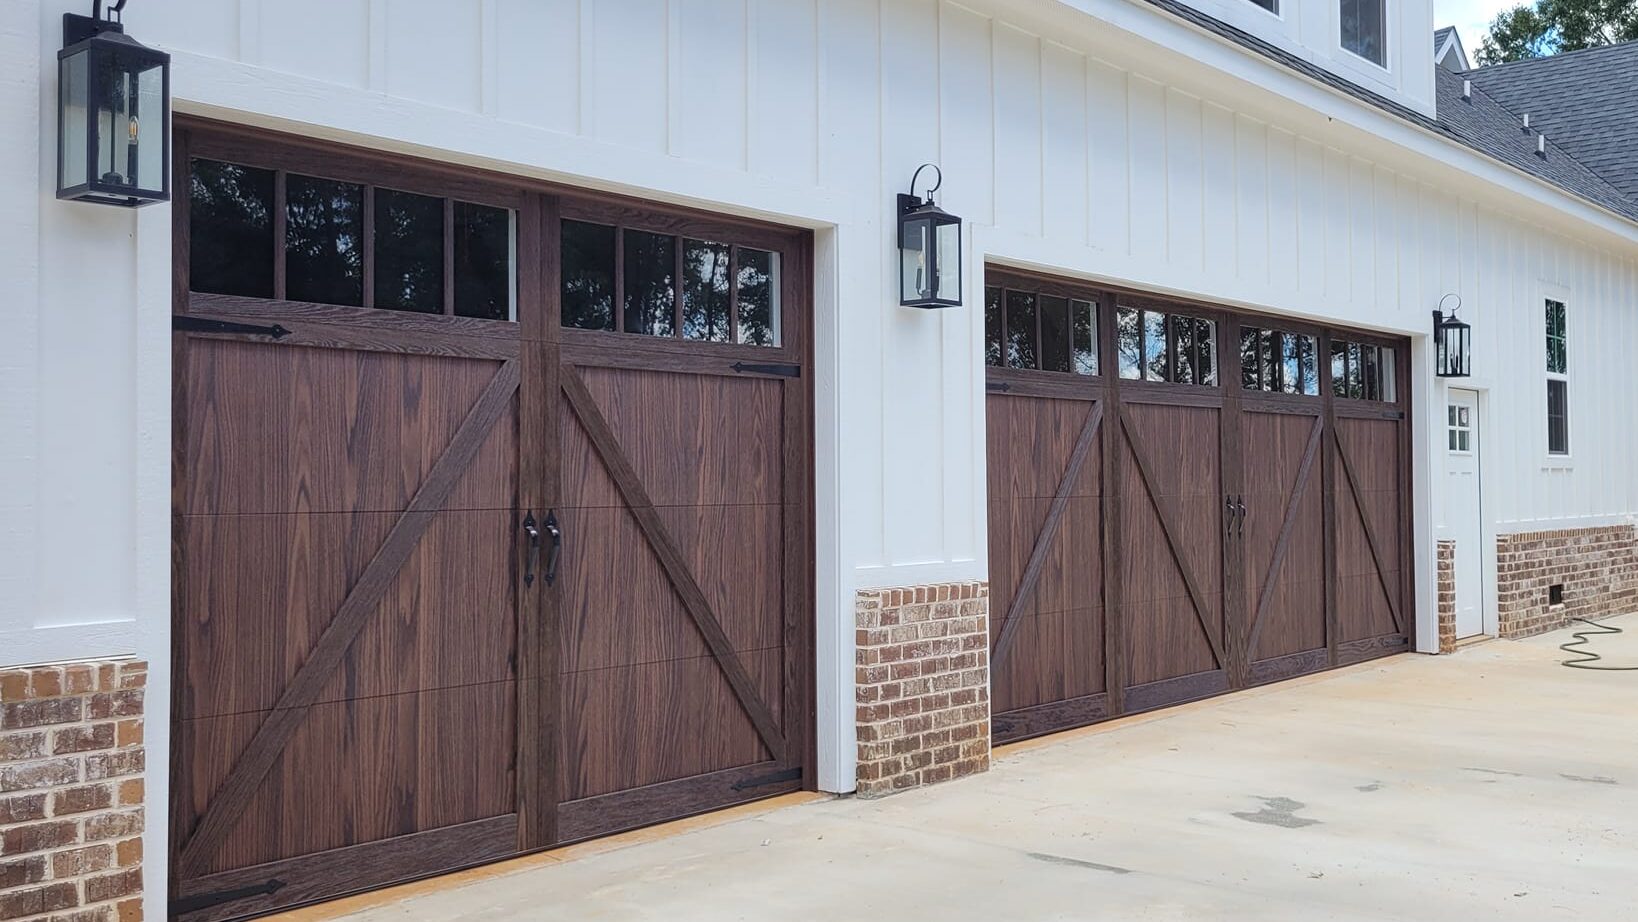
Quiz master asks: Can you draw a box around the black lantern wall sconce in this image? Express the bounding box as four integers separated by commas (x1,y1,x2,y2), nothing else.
1433,293,1472,378
57,0,171,207
898,164,962,309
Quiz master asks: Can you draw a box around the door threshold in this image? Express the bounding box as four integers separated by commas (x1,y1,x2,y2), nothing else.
1455,633,1493,648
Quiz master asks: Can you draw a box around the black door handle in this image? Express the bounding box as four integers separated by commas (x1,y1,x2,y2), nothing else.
1236,496,1247,538
521,512,541,587
543,511,562,587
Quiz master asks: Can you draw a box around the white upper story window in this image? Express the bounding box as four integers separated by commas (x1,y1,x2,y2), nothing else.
1340,0,1387,66
1246,0,1278,13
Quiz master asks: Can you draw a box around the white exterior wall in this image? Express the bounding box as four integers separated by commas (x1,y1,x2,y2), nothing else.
5,0,1638,915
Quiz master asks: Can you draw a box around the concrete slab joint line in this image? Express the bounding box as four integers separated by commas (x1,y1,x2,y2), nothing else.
0,659,147,922
1494,525,1638,639
854,582,992,796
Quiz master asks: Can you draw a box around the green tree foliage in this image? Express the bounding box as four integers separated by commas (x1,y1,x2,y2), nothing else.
1476,0,1638,64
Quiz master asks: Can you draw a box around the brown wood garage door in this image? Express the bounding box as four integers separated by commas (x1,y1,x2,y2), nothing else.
986,268,1411,744
170,124,811,922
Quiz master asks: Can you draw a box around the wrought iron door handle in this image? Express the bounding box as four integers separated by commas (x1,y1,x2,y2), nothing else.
543,511,562,587
1236,497,1247,537
522,512,541,587
1225,495,1236,536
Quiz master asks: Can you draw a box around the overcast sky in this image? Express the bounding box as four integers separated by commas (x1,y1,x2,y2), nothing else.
1434,0,1521,48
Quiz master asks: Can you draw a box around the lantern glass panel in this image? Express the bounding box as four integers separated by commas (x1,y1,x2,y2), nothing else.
934,216,960,304
59,51,89,190
900,215,932,304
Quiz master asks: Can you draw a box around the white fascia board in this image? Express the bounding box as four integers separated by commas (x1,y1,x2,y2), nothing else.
1038,0,1638,248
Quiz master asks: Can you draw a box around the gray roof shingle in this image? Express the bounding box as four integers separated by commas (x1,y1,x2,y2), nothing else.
1132,0,1638,224
1435,26,1455,52
1465,41,1638,198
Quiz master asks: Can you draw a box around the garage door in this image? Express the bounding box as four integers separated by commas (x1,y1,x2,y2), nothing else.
985,268,1411,744
170,124,811,921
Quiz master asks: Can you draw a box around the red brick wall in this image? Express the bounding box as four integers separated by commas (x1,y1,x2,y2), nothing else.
1496,525,1638,638
854,582,989,796
0,661,145,922
1437,540,1457,654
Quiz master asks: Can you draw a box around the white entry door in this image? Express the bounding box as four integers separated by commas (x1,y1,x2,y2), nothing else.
1446,390,1484,638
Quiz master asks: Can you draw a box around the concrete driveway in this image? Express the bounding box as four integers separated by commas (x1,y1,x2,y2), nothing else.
292,617,1638,921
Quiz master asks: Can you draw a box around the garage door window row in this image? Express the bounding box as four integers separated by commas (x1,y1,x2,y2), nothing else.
1117,305,1218,386
560,219,781,346
983,286,1098,375
188,158,516,320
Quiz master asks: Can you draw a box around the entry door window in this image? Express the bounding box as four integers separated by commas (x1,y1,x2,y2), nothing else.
1447,403,1472,453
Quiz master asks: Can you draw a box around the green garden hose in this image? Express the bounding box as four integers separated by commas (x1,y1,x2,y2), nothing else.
1559,618,1638,671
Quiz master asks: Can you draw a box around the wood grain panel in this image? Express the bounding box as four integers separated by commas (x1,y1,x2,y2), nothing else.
1240,411,1326,665
991,607,1105,714
561,365,783,509
179,681,516,875
178,509,515,720
179,341,516,516
557,647,784,800
986,394,1102,500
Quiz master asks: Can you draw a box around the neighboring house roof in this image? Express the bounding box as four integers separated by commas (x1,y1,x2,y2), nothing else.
1434,26,1470,71
1465,41,1638,198
1132,0,1638,224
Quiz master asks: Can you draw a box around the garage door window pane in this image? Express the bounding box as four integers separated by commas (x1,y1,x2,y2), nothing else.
1006,291,1038,370
454,202,515,321
286,175,364,306
562,220,616,331
1072,299,1097,375
681,240,732,342
375,189,445,314
1039,295,1072,373
189,159,274,298
624,230,677,337
1143,311,1168,382
736,247,780,346
1173,315,1195,383
1118,307,1142,379
1196,318,1217,386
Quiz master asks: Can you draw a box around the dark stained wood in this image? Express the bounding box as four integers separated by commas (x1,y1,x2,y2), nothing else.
1332,424,1404,633
560,367,786,759
1118,405,1227,668
1123,670,1229,714
983,266,1411,745
173,816,518,922
1249,648,1330,685
556,761,801,843
174,123,815,921
992,693,1110,745
992,401,1103,664
1244,413,1324,661
177,358,521,877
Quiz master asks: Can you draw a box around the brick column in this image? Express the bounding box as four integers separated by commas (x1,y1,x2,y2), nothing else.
0,661,146,922
854,582,990,796
1437,540,1457,653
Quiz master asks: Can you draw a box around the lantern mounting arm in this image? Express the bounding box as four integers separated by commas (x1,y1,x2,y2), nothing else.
66,0,128,44
907,162,943,207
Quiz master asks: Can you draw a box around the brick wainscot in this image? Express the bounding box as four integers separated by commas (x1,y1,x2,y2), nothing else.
1496,525,1638,638
854,582,990,796
1,661,146,922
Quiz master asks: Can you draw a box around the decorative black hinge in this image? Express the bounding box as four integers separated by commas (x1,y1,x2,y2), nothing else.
986,381,1011,393
171,878,287,915
730,361,800,378
730,766,802,791
173,316,293,339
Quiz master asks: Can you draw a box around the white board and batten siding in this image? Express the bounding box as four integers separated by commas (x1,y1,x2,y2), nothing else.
5,0,1638,826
